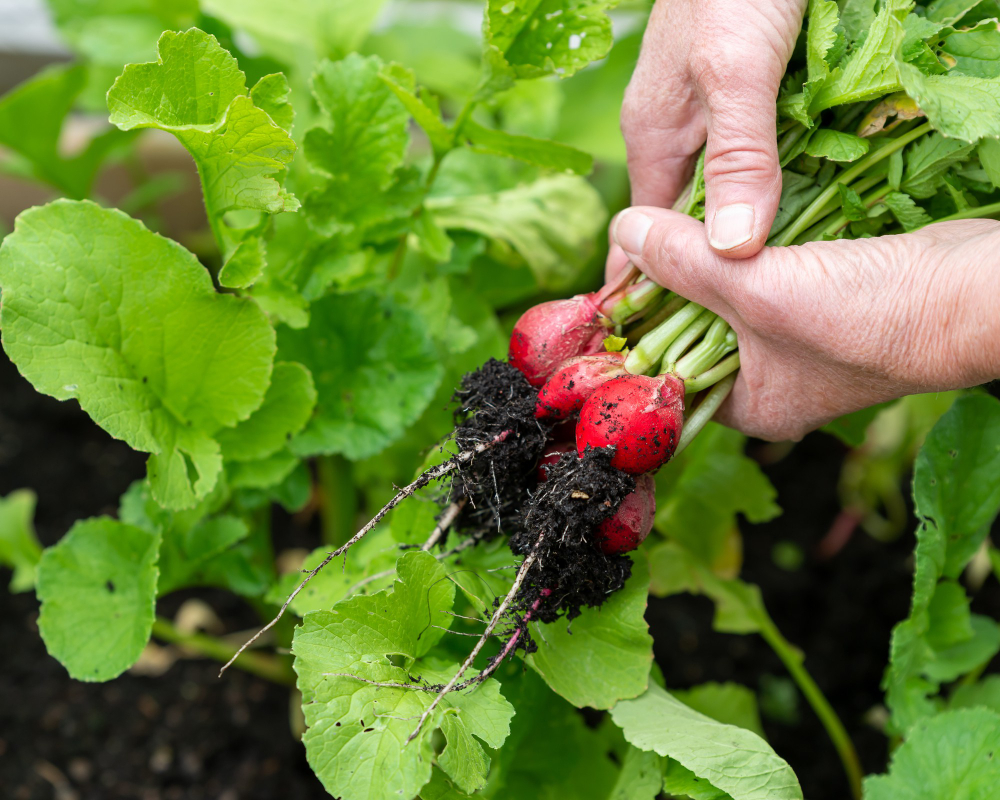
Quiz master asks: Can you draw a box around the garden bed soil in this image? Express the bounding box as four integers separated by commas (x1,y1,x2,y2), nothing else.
2,351,998,799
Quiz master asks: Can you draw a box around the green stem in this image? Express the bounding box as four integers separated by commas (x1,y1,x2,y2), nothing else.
626,293,685,343
930,200,1000,225
151,617,295,686
674,372,736,456
624,301,704,374
609,279,665,324
684,351,740,393
771,122,932,247
817,180,892,239
674,319,735,379
756,616,864,800
317,455,358,546
197,169,229,260
662,309,716,366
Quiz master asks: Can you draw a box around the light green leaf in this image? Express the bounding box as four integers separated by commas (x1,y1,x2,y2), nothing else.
654,424,780,569
611,683,803,800
528,552,653,709
464,120,593,174
379,63,452,155
420,769,476,800
863,708,1000,799
810,0,908,112
839,0,877,44
672,682,766,739
899,61,1000,141
885,395,1000,732
607,747,665,800
292,551,513,800
804,129,870,161
250,73,294,133
940,24,1000,79
884,191,933,231
108,29,299,222
926,0,990,24
902,134,976,198
0,63,133,197
482,0,616,87
216,362,316,462
977,138,1000,188
838,183,870,222
37,517,160,681
278,291,443,460
0,200,275,509
227,450,300,490
949,674,1000,712
662,759,733,800
0,489,42,592
158,514,249,594
218,237,266,289
427,175,606,289
806,0,841,85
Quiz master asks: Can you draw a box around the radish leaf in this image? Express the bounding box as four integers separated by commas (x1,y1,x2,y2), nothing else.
0,490,42,593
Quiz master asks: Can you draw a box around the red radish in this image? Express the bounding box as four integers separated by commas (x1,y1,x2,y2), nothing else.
536,442,575,482
576,374,685,475
596,474,656,555
508,294,611,387
535,352,627,420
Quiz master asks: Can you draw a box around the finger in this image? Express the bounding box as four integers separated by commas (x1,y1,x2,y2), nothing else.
611,206,747,315
604,242,631,283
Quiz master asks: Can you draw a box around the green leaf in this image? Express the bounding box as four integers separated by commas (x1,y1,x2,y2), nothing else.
672,682,766,739
839,0,877,44
902,134,976,198
654,425,780,569
278,291,443,460
977,138,1000,188
940,24,1000,79
528,552,654,709
0,63,133,197
0,200,276,509
863,708,1000,799
304,54,415,239
463,120,593,174
108,29,299,224
292,551,513,800
611,683,803,800
884,191,933,232
216,362,316,462
218,237,266,289
227,450,300,490
37,517,160,681
926,0,990,24
949,674,1000,713
898,61,1000,141
885,395,1000,732
810,0,908,112
804,129,870,162
0,489,42,592
158,514,249,594
823,401,895,445
427,175,606,290
379,63,453,155
607,747,666,800
482,0,616,88
250,73,294,132
838,183,871,222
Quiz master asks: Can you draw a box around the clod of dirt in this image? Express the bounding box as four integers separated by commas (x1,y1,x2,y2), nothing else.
511,447,635,623
449,358,551,538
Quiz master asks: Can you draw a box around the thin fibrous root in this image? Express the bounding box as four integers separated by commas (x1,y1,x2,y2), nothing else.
421,499,467,551
405,530,546,743
218,437,506,678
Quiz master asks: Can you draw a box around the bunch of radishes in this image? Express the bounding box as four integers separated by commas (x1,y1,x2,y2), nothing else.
509,267,739,555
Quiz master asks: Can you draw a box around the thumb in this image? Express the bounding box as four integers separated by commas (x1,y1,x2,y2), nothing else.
699,69,784,259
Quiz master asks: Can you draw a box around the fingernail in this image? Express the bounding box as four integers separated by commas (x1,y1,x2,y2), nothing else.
613,208,653,257
709,204,755,251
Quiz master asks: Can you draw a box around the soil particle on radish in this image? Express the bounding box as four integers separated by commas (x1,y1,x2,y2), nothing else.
511,447,635,623
449,359,551,537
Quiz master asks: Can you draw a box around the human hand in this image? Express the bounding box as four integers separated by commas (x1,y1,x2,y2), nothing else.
607,0,805,283
612,207,1000,441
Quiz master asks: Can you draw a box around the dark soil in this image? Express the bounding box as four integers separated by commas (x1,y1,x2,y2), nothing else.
3,347,999,800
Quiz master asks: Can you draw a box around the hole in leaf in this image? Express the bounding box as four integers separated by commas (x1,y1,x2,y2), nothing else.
106,580,115,593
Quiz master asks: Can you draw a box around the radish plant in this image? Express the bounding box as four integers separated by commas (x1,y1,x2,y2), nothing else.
1,2,1000,799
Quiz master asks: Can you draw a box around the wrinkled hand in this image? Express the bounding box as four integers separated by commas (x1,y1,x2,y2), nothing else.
616,0,805,262
613,207,1000,441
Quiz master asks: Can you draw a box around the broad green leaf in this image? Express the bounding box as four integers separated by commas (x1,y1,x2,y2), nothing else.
0,200,275,509
898,61,1000,141
36,517,160,681
863,708,1000,799
482,0,616,89
304,54,415,239
926,0,991,24
158,514,249,594
607,747,665,800
278,291,444,460
810,0,908,112
427,175,606,289
654,425,780,570
218,237,266,289
672,682,766,739
940,25,1000,79
292,551,513,800
227,450,300,490
885,395,1000,732
528,552,654,709
0,63,133,197
902,134,976,199
838,183,870,222
0,489,42,592
108,29,299,227
950,674,1000,712
839,0,877,44
216,362,316,462
379,63,453,155
611,683,803,800
884,191,933,231
463,120,593,174
768,167,830,239
662,760,733,800
804,129,870,161
250,73,294,132
806,0,840,85
421,769,476,800
976,138,1000,187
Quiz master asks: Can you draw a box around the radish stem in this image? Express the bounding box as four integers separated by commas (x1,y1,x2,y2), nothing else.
684,352,741,394
661,309,716,368
674,372,737,456
625,301,705,374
